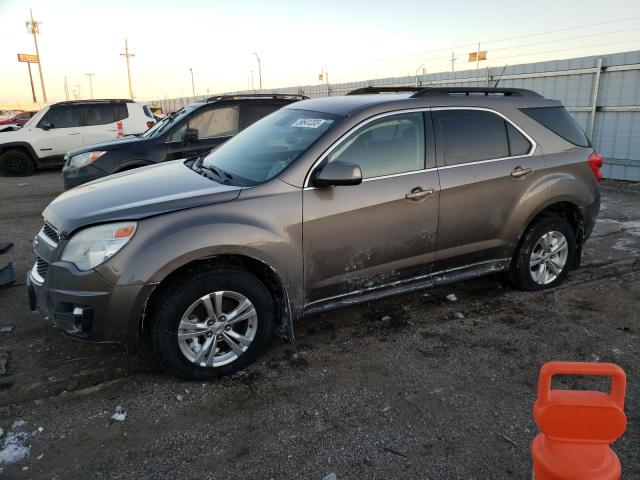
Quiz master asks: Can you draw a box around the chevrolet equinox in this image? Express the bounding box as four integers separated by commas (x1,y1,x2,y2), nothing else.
28,87,602,379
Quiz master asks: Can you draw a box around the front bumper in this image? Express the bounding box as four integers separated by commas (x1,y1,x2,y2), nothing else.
27,260,154,344
62,163,108,190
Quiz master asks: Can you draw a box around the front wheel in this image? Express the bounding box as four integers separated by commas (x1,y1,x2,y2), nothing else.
151,267,275,380
509,217,576,291
0,149,36,176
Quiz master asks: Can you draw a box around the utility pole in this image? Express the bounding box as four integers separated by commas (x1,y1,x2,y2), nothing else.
450,51,457,72
189,68,195,100
64,77,69,100
415,63,425,86
325,65,329,96
120,38,135,99
25,9,47,103
85,73,95,99
74,84,82,100
253,52,262,89
250,70,254,89
26,63,37,103
476,42,481,71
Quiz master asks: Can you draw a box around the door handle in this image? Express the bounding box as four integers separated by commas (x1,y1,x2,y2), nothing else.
511,166,534,178
405,187,434,201
67,132,81,136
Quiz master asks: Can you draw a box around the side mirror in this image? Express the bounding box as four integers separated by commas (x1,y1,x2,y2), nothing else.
41,122,53,130
184,128,199,143
313,161,362,187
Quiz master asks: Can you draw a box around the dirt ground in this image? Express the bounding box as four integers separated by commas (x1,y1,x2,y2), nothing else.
0,171,638,479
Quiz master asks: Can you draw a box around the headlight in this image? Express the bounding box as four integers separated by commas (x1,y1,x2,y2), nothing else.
68,151,107,168
61,222,137,271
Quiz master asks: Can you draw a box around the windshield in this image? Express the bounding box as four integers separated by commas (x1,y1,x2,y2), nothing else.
200,108,340,185
141,107,192,139
21,109,43,128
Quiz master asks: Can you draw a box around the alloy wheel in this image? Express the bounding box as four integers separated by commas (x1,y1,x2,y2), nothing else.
529,230,569,285
177,290,258,367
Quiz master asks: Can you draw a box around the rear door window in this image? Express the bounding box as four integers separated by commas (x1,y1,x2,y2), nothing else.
83,104,116,126
327,112,425,179
436,109,531,165
521,106,590,147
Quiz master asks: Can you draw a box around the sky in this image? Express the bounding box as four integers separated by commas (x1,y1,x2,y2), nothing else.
0,0,639,106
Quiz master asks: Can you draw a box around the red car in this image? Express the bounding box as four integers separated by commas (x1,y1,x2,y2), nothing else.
0,111,38,127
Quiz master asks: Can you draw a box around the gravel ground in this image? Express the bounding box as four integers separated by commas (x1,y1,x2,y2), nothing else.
0,171,638,479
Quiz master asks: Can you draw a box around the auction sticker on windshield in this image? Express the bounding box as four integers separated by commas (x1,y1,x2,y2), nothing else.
291,118,328,128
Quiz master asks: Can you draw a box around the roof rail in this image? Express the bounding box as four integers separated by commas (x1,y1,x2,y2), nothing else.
410,87,543,98
347,86,424,95
206,93,308,102
51,99,133,106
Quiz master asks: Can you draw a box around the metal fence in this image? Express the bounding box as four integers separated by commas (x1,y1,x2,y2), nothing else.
152,50,640,181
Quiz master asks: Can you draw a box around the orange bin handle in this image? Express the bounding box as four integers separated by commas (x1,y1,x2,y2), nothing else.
537,361,626,409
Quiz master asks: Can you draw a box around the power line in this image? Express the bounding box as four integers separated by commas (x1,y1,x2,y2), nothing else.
378,27,640,70
372,15,640,63
488,39,640,63
488,27,640,53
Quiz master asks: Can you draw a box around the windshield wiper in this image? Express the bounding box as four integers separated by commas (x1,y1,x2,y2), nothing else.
193,158,233,184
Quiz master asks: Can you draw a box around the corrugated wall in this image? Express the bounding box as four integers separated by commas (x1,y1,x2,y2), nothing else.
152,50,640,181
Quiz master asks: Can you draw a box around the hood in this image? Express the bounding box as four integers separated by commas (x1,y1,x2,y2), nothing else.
0,126,27,141
68,135,146,156
44,160,241,236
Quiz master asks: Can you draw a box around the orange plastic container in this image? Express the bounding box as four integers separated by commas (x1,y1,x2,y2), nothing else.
532,362,627,480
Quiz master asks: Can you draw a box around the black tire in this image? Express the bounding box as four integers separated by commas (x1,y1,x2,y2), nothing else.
508,217,576,291
0,149,36,176
151,267,275,380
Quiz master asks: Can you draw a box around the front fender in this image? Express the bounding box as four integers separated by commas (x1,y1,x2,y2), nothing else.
97,189,304,333
0,140,38,160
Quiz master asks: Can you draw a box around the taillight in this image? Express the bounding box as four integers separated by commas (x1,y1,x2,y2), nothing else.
587,151,603,182
146,121,155,129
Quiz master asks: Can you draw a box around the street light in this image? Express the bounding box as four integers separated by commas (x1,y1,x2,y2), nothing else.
253,53,262,90
189,68,195,100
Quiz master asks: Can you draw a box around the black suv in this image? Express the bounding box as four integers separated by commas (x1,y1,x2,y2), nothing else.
61,94,307,189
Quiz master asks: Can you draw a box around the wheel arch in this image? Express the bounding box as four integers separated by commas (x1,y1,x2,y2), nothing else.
141,253,295,344
0,142,39,162
514,197,585,269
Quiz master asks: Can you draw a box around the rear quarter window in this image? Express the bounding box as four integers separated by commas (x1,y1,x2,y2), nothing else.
521,107,590,147
115,104,129,121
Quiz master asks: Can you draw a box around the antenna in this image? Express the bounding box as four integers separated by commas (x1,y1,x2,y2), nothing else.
493,65,509,87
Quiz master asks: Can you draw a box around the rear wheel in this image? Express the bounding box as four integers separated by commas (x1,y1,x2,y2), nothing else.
509,217,576,291
151,267,275,380
0,149,36,176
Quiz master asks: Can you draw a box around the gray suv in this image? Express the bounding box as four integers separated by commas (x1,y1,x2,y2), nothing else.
28,87,602,379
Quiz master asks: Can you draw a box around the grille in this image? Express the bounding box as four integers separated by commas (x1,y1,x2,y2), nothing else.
36,257,49,277
42,223,59,243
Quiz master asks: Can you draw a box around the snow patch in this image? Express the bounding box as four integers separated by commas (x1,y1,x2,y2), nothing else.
111,406,126,422
0,420,32,466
